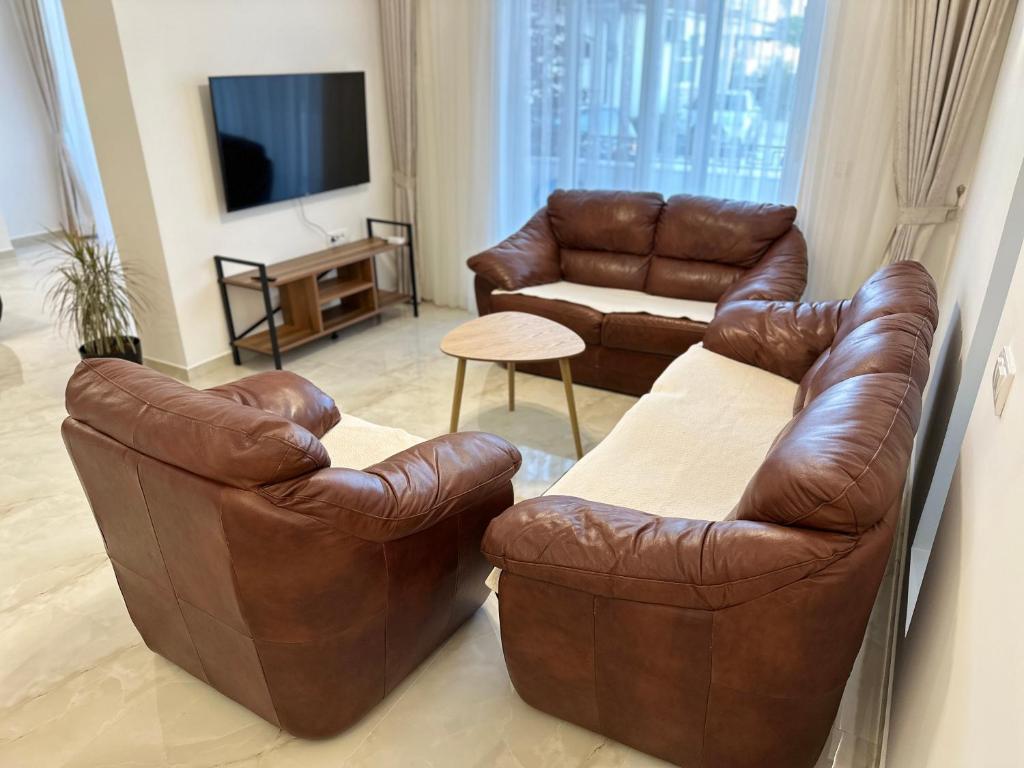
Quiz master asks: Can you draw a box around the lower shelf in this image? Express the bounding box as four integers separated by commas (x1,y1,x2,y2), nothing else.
234,323,316,355
322,304,380,332
378,290,412,307
233,306,380,356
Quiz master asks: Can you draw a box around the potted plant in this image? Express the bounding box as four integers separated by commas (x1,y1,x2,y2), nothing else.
45,230,145,363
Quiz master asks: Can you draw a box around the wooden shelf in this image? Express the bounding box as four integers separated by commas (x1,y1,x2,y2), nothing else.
221,238,401,289
233,323,319,355
234,307,379,357
216,229,416,367
378,289,412,307
318,277,375,304
322,304,379,332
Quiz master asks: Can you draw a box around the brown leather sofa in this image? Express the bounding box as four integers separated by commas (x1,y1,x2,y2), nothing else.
468,190,808,394
61,360,521,738
482,263,939,767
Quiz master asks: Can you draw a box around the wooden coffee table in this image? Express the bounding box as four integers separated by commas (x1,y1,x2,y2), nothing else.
440,311,586,458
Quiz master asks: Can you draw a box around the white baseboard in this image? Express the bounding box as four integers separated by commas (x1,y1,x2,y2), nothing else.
144,350,234,383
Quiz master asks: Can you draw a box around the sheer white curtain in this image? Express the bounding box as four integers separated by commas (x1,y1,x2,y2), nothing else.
416,0,497,309
495,0,826,235
13,0,111,241
796,1,900,301
43,0,111,242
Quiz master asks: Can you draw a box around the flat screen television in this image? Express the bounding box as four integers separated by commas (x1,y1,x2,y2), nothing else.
209,72,370,212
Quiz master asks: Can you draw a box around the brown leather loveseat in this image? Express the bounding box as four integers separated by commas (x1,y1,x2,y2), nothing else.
482,263,938,767
468,190,808,394
62,360,521,737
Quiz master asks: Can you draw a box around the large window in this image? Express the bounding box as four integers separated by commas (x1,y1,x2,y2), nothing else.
496,0,823,229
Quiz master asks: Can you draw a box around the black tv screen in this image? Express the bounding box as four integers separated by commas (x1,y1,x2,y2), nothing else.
209,72,370,212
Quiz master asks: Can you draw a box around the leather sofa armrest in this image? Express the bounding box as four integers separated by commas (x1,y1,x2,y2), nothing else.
467,207,561,291
703,299,846,381
483,496,854,611
206,371,341,438
718,226,808,304
260,431,522,542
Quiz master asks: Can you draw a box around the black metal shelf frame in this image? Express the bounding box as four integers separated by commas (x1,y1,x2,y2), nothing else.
366,218,419,318
214,254,283,369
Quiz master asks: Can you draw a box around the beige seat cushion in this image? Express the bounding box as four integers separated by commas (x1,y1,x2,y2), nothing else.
547,345,797,521
319,413,424,469
493,280,717,323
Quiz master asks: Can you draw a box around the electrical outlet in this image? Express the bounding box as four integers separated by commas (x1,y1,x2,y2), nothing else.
328,228,349,245
992,345,1016,417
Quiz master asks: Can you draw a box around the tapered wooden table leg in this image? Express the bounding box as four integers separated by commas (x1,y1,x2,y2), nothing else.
450,358,467,433
440,312,586,453
559,357,583,459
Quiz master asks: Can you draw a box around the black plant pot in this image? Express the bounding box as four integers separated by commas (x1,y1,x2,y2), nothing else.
79,336,143,364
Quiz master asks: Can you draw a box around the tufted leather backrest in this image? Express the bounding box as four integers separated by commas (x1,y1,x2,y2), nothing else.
65,358,330,488
653,194,796,267
734,262,938,535
547,189,663,291
544,189,799,300
547,189,664,253
796,262,940,412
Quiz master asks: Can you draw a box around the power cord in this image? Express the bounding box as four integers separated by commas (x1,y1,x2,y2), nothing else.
297,195,331,243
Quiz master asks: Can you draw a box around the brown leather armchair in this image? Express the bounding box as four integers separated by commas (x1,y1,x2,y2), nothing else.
62,361,521,738
482,263,938,767
468,190,807,394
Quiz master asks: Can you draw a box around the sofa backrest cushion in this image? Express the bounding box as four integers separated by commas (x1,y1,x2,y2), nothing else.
801,314,933,405
547,189,664,254
735,371,922,535
831,261,941,347
645,259,746,302
560,249,652,291
653,194,796,267
65,358,329,489
796,262,940,411
735,262,938,535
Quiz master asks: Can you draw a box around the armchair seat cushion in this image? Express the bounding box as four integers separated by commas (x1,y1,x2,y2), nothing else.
318,413,423,469
547,345,797,520
492,280,717,322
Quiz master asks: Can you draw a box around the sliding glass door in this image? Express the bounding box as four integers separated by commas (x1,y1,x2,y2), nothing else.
495,0,825,230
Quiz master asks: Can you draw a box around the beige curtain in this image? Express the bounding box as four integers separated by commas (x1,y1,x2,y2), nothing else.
796,0,900,302
379,0,418,295
11,0,95,236
885,0,1017,263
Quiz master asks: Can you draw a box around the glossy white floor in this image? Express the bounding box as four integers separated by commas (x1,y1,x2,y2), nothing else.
0,243,673,767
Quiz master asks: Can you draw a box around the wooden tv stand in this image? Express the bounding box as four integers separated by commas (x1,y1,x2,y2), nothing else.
214,220,417,369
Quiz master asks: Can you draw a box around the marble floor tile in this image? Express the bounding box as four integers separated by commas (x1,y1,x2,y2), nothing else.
0,244,666,766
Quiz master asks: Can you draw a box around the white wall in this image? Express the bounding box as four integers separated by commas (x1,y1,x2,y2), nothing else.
62,0,188,366
0,0,62,240
0,211,12,254
885,8,1024,766
65,0,392,371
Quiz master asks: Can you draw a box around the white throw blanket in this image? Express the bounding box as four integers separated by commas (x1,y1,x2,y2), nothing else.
487,345,798,592
547,347,797,520
319,413,424,469
493,280,717,323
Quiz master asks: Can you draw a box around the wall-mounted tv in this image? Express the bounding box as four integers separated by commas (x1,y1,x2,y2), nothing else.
209,72,370,212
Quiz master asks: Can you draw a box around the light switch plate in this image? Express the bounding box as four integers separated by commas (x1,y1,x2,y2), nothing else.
992,345,1016,417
